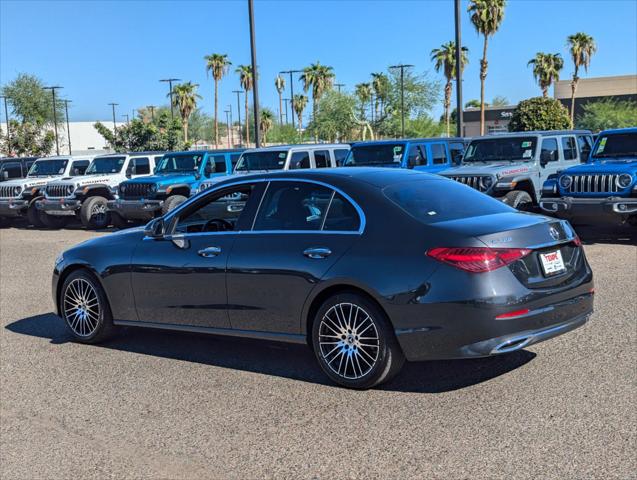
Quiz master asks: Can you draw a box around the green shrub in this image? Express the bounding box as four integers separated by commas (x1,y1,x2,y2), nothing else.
508,97,571,132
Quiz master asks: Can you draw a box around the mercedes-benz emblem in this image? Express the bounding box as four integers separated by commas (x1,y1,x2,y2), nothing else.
549,226,561,240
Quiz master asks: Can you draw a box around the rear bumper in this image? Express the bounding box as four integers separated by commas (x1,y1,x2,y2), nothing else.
540,197,637,224
36,198,81,216
107,199,163,219
0,199,29,217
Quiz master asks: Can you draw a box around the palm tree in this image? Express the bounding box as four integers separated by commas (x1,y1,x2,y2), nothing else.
567,32,597,126
371,72,390,119
468,0,507,135
170,82,201,143
259,110,274,144
204,53,231,148
300,62,335,117
528,52,564,98
431,41,469,136
355,83,372,119
274,75,285,125
236,65,254,145
293,94,308,136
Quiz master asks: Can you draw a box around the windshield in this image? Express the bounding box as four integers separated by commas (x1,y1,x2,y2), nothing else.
156,153,204,173
464,137,537,162
591,132,637,159
235,151,287,171
343,144,405,166
28,159,68,176
86,156,126,174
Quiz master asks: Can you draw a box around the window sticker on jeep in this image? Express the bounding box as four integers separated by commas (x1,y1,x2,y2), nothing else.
597,137,607,152
522,149,532,158
521,141,532,148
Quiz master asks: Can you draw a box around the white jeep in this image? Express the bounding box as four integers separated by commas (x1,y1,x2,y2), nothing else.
0,155,93,228
37,152,162,229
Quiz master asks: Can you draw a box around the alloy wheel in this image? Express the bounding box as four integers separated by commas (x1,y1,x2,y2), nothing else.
63,278,101,337
318,303,380,380
91,203,107,225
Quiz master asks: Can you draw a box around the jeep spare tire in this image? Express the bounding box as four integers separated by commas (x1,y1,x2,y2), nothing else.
80,196,110,229
162,195,187,215
503,190,533,211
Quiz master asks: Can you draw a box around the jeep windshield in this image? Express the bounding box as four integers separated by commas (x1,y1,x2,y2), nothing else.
156,153,204,173
464,137,537,162
28,159,68,176
343,144,405,166
86,156,126,174
235,151,287,171
591,132,637,160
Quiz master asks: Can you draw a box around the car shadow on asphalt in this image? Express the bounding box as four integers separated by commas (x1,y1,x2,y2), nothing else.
575,225,636,246
6,313,536,394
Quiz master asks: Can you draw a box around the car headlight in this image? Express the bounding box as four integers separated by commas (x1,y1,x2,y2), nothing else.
480,176,494,190
13,186,22,197
66,185,76,196
559,175,572,189
617,173,633,189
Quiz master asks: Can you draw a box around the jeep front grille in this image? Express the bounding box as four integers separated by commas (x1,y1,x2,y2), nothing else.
568,174,621,194
449,176,490,192
120,182,155,199
0,185,17,198
46,184,71,198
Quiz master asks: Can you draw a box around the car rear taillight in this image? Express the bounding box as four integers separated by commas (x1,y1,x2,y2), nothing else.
427,247,532,273
573,236,582,247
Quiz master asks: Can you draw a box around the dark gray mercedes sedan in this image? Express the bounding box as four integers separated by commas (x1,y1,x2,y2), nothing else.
52,168,594,389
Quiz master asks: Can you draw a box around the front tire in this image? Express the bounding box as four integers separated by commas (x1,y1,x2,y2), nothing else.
312,293,405,389
503,190,534,211
80,196,111,229
162,194,187,215
60,270,116,343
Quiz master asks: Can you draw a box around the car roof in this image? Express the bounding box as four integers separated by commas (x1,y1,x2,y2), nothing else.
597,127,637,135
350,138,465,147
241,144,350,153
471,130,592,140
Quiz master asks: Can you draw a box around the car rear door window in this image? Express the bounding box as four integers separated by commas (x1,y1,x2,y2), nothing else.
289,151,310,169
407,144,426,167
314,150,330,168
541,138,559,162
449,142,465,165
323,192,361,231
71,160,90,175
253,182,332,231
211,154,227,173
334,149,349,166
561,136,577,160
431,143,448,165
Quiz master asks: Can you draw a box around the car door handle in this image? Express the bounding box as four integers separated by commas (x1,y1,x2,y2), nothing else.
303,247,332,259
198,246,222,258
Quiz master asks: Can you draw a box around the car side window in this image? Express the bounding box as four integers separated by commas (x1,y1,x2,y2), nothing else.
175,185,254,234
407,144,426,167
2,162,22,179
577,135,592,162
323,192,361,231
561,137,577,161
541,138,559,162
230,154,241,170
132,157,150,175
253,182,332,231
431,143,448,165
334,149,349,166
211,154,227,173
449,142,465,165
289,151,310,169
314,150,330,168
71,160,90,175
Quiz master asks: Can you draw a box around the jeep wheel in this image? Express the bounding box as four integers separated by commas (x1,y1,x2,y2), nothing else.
162,195,187,215
41,214,69,229
503,190,534,211
110,212,130,229
26,199,45,228
80,196,111,229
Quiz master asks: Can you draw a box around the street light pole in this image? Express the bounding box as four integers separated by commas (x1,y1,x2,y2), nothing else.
335,83,345,93
44,86,63,155
228,104,234,147
108,103,118,132
389,64,413,138
454,0,464,138
160,78,181,120
232,90,243,147
0,95,12,156
147,105,156,122
64,99,72,155
247,0,261,147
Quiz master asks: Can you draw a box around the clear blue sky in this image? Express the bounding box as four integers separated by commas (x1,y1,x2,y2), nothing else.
1,0,636,122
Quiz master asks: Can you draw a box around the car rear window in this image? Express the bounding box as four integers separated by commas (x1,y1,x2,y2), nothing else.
383,179,511,224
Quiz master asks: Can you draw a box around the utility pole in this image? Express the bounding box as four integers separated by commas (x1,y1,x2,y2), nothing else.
0,95,12,156
247,0,261,147
335,83,345,93
147,105,156,122
280,69,302,127
454,0,464,138
283,98,290,125
160,78,181,119
64,99,72,155
108,103,118,132
224,110,231,147
44,86,63,155
122,114,129,125
228,104,234,147
389,64,413,138
232,90,243,147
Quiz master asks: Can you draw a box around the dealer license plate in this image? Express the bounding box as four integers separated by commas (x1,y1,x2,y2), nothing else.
539,250,565,276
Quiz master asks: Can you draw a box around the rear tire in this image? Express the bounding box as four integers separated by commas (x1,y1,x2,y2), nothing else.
60,269,116,344
26,199,45,228
162,194,187,215
110,212,129,229
312,292,405,389
80,196,111,229
503,190,534,211
41,214,69,229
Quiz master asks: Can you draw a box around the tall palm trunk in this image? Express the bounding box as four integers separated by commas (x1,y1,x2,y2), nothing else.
183,120,189,143
570,65,579,128
278,91,283,125
214,78,219,148
479,36,489,135
542,86,548,98
297,112,302,138
244,96,250,146
444,80,452,137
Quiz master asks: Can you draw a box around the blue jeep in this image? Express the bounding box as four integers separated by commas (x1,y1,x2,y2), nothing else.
108,149,244,226
342,138,466,172
540,127,637,226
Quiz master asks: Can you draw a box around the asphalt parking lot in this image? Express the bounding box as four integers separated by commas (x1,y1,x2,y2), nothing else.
0,225,635,479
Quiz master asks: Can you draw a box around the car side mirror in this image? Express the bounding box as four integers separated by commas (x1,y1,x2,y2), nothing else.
204,163,214,177
144,218,165,238
540,151,551,166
